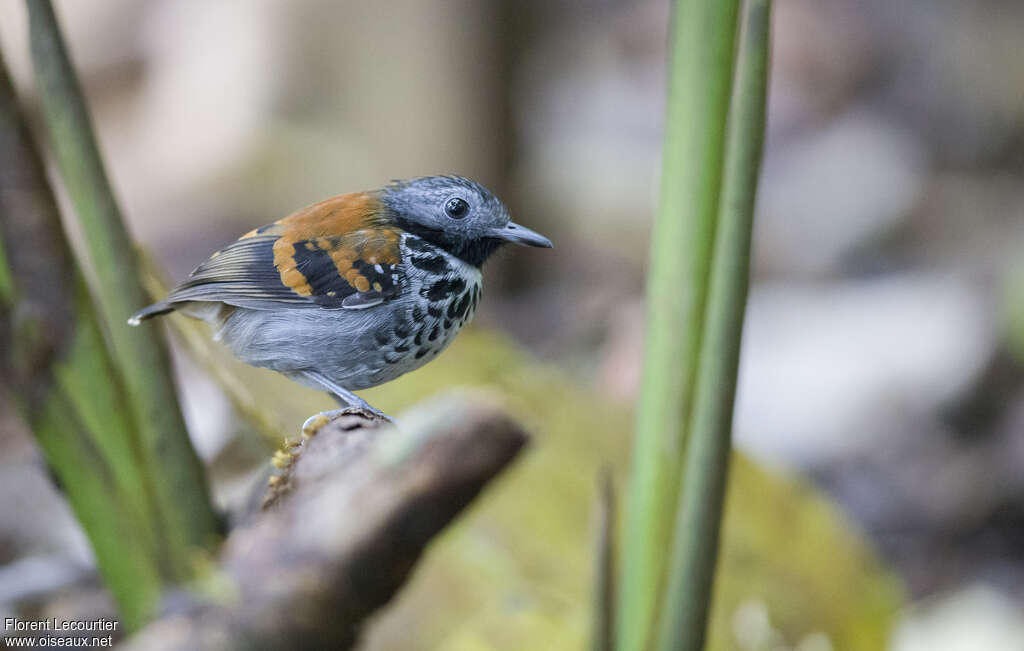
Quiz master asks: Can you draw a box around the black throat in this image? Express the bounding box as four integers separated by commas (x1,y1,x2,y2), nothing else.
395,218,504,268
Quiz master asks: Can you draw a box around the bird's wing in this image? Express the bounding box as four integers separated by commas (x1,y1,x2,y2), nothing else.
165,193,404,311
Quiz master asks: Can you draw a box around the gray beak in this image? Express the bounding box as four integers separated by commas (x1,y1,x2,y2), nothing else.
490,221,553,248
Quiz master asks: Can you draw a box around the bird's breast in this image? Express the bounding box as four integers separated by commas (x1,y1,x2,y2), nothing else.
350,236,483,387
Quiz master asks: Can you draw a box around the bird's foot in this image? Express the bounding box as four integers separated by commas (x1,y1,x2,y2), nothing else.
300,406,394,438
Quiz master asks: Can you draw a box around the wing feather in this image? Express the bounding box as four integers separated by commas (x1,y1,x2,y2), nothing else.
162,222,405,311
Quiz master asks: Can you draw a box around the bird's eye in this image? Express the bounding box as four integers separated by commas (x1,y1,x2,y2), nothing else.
444,197,470,219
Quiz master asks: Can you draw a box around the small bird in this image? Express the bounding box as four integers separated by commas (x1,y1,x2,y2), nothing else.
130,175,552,429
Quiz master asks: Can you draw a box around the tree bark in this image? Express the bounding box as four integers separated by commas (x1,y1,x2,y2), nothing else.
122,394,528,650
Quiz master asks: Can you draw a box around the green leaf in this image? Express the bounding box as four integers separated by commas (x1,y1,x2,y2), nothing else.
655,2,772,649
25,0,218,571
618,0,743,647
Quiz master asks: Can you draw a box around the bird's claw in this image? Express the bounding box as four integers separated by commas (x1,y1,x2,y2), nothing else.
300,406,394,438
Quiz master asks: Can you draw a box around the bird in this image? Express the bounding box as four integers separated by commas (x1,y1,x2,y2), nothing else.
129,175,552,432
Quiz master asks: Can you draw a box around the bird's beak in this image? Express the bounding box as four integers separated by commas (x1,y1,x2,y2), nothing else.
490,222,553,248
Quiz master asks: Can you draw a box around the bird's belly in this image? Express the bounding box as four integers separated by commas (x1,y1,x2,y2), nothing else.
214,279,481,391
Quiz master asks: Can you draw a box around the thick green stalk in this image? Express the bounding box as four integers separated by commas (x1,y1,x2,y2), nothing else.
618,1,741,648
25,0,218,574
0,50,163,629
655,1,771,649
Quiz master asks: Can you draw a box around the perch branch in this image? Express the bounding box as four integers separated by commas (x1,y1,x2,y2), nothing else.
122,394,529,651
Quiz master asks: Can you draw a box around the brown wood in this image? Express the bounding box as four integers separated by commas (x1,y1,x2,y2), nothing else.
122,394,528,650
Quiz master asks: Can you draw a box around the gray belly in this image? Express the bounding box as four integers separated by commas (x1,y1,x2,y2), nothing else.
211,280,481,391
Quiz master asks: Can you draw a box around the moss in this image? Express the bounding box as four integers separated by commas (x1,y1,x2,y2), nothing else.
169,320,901,649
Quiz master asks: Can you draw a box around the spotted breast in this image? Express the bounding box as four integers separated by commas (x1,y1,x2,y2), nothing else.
358,233,482,388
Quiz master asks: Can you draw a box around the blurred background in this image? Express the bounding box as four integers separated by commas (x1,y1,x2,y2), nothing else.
1,0,1023,649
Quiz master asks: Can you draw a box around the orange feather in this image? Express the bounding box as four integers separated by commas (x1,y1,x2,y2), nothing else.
268,192,401,297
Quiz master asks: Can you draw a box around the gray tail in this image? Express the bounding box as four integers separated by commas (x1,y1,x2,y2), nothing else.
127,302,175,326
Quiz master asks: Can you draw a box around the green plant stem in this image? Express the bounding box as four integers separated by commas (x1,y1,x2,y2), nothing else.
655,1,771,650
618,1,741,648
592,469,617,651
33,286,166,629
0,49,164,629
0,232,11,301
25,0,218,575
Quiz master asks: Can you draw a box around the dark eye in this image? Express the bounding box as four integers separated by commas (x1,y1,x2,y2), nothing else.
444,197,470,219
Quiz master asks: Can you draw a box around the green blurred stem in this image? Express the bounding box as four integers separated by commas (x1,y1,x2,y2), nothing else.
618,1,741,648
33,285,167,629
592,470,617,651
656,1,771,650
25,0,218,574
0,49,164,629
0,234,11,302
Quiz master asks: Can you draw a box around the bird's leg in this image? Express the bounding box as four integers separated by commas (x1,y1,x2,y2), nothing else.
329,387,393,421
297,372,394,437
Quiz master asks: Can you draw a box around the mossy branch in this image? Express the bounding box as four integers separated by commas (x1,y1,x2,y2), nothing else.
24,0,218,577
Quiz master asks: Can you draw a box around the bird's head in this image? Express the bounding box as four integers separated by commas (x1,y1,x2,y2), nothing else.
380,175,552,267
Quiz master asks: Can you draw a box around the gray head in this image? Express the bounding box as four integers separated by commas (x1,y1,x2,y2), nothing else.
381,175,552,267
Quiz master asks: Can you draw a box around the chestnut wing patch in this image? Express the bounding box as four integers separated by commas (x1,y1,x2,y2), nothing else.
164,226,404,310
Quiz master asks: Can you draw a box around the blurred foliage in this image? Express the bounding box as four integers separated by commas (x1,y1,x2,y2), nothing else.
154,283,901,649
619,0,774,648
0,1,220,627
618,0,742,642
1004,255,1024,363
25,0,219,570
27,282,166,629
1,49,164,628
0,233,10,301
650,1,771,649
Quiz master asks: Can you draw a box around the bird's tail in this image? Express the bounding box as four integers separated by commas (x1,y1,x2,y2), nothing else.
127,301,175,326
